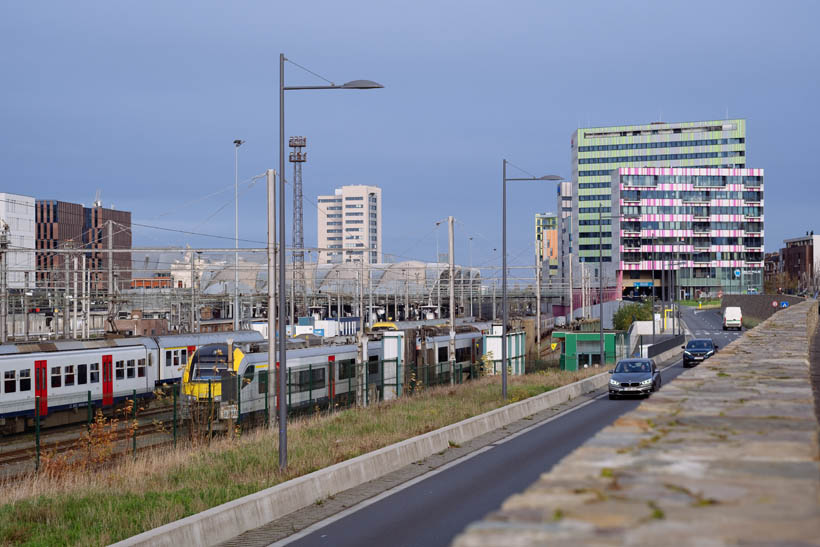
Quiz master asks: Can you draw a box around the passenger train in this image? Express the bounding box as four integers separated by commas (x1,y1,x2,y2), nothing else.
183,325,489,425
0,331,264,434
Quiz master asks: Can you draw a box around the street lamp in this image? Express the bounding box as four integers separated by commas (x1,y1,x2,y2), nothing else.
502,159,562,400
279,54,382,469
234,139,244,331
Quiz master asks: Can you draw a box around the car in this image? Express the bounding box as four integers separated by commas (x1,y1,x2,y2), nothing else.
608,358,662,399
723,307,742,331
682,338,718,367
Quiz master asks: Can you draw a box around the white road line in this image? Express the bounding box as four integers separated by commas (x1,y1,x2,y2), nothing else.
269,359,682,547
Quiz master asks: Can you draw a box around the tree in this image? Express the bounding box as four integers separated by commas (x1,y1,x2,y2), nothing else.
612,300,653,331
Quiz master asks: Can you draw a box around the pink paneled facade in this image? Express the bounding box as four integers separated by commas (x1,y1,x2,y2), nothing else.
613,167,764,298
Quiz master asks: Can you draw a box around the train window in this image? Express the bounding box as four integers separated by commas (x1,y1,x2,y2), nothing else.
127,360,136,379
258,370,268,395
51,366,61,388
180,349,187,365
438,346,449,363
173,351,179,367
115,360,125,380
338,359,355,380
19,369,31,391
455,347,471,363
65,365,75,387
137,359,146,378
295,368,325,391
368,355,379,375
4,370,15,393
165,350,172,366
241,366,255,389
90,363,100,383
78,364,88,385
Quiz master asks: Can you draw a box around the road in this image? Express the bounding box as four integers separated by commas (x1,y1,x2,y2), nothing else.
274,360,690,547
680,305,744,349
264,308,742,547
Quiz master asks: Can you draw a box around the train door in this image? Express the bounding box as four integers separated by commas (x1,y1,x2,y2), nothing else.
34,360,48,416
328,356,335,404
102,354,113,406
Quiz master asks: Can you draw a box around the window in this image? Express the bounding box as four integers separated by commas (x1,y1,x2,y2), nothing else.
115,360,125,380
173,351,179,367
258,369,268,395
180,349,187,365
78,364,88,385
51,366,61,388
345,196,363,200
4,370,15,393
165,350,172,365
242,365,255,389
90,363,100,383
138,359,146,378
368,355,379,375
438,346,449,363
338,358,356,380
127,359,136,379
19,369,31,391
64,365,75,386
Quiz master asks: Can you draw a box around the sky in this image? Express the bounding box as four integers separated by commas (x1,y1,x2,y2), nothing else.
1,0,818,275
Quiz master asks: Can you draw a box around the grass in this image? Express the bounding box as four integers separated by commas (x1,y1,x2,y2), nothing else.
677,299,721,308
0,369,599,546
742,317,761,329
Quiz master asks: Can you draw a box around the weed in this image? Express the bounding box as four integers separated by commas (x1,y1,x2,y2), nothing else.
448,440,460,448
648,501,665,519
600,468,614,478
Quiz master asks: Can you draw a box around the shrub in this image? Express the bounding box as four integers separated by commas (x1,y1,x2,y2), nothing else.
612,300,653,331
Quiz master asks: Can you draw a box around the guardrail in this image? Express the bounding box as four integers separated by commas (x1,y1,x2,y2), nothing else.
647,334,685,358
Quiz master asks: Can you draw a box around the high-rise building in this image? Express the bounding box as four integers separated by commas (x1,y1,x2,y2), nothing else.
317,185,382,264
36,200,132,290
568,119,747,286
535,213,558,277
611,167,764,297
556,181,572,281
0,193,35,289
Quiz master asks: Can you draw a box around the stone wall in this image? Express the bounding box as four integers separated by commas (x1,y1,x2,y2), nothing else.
721,293,805,322
454,301,820,546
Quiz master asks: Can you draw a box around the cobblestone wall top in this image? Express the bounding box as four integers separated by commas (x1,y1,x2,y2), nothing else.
453,301,820,546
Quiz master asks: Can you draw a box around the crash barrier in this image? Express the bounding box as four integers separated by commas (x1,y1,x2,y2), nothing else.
647,333,685,358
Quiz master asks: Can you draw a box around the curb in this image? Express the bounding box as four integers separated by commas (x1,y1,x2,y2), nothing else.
112,372,611,547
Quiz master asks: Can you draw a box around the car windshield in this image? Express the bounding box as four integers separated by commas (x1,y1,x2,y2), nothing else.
615,361,651,373
686,340,713,350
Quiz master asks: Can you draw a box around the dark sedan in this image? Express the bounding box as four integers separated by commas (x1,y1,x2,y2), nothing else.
682,338,718,368
608,358,662,399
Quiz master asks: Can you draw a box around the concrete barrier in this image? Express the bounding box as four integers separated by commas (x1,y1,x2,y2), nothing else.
113,371,612,547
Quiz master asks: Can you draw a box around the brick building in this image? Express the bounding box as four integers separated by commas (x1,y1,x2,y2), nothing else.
36,200,131,290
782,233,819,288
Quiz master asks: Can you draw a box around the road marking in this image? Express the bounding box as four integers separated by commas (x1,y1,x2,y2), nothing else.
269,359,682,546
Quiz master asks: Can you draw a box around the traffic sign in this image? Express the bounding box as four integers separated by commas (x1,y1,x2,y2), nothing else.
772,300,779,308
734,269,741,278
551,342,558,351
781,301,790,309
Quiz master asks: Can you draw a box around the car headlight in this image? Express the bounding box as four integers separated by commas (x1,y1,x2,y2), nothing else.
640,378,653,385
706,350,714,356
609,378,620,386
684,350,692,357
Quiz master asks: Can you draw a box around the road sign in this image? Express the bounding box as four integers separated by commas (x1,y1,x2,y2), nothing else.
772,300,779,308
551,342,558,351
781,301,790,308
633,281,654,288
734,269,741,278
313,328,325,337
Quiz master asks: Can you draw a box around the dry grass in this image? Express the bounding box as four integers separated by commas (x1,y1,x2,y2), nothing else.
0,368,599,546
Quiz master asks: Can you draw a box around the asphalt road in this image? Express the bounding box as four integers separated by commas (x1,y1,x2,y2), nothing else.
275,358,691,547
680,305,744,349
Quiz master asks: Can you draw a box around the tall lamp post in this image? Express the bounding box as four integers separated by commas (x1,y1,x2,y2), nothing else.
279,53,382,469
233,139,244,331
502,159,561,400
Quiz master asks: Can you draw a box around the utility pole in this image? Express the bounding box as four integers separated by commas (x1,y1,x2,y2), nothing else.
448,216,456,385
190,253,196,333
0,224,7,343
468,237,473,319
536,254,542,360
289,137,306,319
63,250,69,339
568,252,574,325
23,271,29,341
82,255,87,339
599,204,604,367
492,282,496,321
72,256,78,339
108,221,114,327
266,169,276,428
233,139,244,331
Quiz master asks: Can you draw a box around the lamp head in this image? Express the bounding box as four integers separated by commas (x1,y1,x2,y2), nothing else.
341,80,383,89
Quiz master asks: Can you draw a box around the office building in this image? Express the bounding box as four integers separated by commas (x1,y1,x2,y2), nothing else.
611,167,764,298
0,192,36,289
535,213,558,277
317,185,382,264
568,119,747,285
557,181,572,281
36,200,132,289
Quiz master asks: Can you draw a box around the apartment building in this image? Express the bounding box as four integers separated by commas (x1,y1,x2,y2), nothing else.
567,119,747,285
35,200,132,289
557,181,572,281
611,167,764,298
535,213,558,277
317,185,382,264
781,233,820,288
0,192,35,289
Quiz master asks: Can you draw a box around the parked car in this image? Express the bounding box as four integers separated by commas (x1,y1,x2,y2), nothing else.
723,307,742,331
608,358,662,399
682,338,718,367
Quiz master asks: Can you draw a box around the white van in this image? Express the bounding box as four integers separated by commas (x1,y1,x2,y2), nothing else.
723,307,742,331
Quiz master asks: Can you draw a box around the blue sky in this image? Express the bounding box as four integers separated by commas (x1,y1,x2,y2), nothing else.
1,0,818,272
